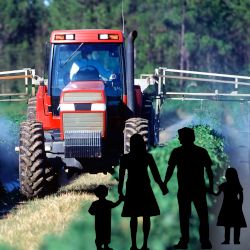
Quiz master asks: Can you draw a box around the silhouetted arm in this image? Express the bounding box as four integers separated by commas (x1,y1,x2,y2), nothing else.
205,165,214,193
118,156,126,197
239,189,243,205
88,202,97,215
212,184,223,196
164,149,177,185
164,165,175,185
148,154,168,195
111,197,124,208
148,154,163,184
204,151,214,193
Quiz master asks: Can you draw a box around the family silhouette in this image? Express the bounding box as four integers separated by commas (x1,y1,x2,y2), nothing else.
118,133,168,250
165,127,213,249
88,127,247,250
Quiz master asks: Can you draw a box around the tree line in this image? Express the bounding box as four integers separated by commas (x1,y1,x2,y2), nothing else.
0,0,250,77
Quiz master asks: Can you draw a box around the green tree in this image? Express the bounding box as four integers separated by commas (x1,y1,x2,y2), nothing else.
0,0,48,74
178,0,250,75
1,0,250,81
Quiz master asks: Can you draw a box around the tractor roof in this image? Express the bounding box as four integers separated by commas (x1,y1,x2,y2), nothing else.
50,29,124,44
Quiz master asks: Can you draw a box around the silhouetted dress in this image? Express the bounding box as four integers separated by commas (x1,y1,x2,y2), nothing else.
217,182,247,228
119,152,160,217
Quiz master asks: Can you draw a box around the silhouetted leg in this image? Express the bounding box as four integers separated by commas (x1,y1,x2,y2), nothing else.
95,229,104,250
95,239,103,250
234,227,240,244
222,227,230,244
104,242,113,250
130,217,138,249
142,216,150,249
177,193,190,245
193,194,212,248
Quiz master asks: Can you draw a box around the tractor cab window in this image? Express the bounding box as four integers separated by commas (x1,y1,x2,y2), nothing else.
51,43,124,115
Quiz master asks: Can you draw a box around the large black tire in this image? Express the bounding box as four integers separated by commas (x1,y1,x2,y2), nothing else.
124,117,149,153
27,97,37,120
19,121,46,198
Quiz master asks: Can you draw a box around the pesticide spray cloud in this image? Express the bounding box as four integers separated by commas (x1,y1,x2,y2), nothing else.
158,87,250,249
0,117,19,191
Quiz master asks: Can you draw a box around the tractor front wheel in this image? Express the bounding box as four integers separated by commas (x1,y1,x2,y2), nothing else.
19,121,46,198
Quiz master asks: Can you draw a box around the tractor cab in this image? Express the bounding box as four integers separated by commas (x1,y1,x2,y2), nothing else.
48,32,125,116
43,30,128,157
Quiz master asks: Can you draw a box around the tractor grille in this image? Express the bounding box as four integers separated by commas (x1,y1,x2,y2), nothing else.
63,113,103,133
64,130,102,158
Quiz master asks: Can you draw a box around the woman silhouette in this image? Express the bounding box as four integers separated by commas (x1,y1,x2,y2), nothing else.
214,167,247,244
118,134,167,250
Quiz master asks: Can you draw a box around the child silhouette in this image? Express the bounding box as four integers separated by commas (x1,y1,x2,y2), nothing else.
89,185,123,250
213,167,247,244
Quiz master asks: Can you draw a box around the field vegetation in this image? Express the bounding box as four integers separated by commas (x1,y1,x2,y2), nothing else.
0,102,26,123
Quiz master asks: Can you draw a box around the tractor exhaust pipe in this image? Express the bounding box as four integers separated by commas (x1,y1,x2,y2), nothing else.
126,30,137,116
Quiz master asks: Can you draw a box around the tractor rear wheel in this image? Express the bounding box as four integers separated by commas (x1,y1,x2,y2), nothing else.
27,97,37,120
124,117,149,153
19,121,46,198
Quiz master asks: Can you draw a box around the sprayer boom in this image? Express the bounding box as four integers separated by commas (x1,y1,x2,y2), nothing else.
0,68,41,102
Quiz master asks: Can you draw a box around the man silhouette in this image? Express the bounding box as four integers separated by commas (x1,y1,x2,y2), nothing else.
164,127,214,249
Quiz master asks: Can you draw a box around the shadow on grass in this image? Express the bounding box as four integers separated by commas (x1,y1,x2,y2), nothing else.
0,189,23,219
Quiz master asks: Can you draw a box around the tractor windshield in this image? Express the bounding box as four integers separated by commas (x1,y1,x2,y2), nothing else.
50,43,124,114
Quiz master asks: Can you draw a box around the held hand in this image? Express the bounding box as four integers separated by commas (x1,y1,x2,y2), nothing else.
206,186,214,195
162,186,169,196
161,183,169,196
163,179,167,186
119,193,125,201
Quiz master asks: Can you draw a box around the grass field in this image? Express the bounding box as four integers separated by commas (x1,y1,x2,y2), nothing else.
0,103,229,250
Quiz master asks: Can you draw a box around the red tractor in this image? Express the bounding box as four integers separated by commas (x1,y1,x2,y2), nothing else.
19,29,156,198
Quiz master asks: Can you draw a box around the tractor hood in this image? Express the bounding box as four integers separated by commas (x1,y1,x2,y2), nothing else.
59,80,107,145
62,80,105,92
